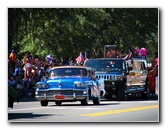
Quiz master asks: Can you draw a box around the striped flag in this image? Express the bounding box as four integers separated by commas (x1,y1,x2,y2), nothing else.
76,52,85,64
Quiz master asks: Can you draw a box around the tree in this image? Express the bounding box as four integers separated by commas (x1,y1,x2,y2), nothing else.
8,8,158,61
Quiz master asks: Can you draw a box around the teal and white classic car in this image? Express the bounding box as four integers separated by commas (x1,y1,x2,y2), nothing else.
35,66,100,106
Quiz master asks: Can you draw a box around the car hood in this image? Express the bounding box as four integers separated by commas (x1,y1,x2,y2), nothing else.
46,76,90,89
96,71,123,75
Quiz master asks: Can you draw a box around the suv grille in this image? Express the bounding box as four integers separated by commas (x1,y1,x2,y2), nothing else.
96,75,115,80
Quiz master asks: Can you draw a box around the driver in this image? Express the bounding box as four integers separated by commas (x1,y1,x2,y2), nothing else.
80,69,86,76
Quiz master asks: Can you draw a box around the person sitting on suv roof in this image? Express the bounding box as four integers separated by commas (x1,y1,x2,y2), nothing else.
106,49,120,58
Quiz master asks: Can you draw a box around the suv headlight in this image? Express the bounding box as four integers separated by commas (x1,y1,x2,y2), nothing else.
117,76,122,80
36,84,47,88
75,82,86,87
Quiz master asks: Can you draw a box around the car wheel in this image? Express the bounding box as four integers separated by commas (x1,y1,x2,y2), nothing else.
141,79,150,99
93,97,100,105
40,100,48,106
116,82,127,101
55,101,62,106
81,97,88,105
104,92,112,100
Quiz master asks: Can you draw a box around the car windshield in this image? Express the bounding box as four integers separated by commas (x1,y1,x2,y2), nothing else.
84,59,125,72
49,68,87,77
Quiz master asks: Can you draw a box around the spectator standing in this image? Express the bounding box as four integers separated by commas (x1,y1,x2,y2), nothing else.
33,55,41,77
152,52,158,68
45,54,54,76
46,54,54,66
9,50,17,72
8,74,16,88
23,51,33,80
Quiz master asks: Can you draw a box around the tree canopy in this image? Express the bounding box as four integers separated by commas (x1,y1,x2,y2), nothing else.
8,8,158,62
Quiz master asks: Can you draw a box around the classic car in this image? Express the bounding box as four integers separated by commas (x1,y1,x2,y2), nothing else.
35,66,100,106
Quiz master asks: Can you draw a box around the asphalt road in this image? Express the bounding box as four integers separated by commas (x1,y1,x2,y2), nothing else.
8,97,159,122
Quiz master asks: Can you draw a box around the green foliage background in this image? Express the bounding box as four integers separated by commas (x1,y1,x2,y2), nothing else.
8,8,158,62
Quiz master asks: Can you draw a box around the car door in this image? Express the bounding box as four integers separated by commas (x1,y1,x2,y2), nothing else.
126,60,136,92
139,61,148,85
126,60,143,91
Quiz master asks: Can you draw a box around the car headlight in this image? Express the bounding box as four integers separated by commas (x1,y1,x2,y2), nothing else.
36,84,47,88
75,82,86,87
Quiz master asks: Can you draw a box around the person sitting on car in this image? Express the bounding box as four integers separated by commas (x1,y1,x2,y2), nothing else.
107,49,120,58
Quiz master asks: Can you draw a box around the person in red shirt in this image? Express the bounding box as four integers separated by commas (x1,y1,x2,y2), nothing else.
9,50,17,72
152,52,158,68
152,52,158,77
106,50,120,58
148,52,158,95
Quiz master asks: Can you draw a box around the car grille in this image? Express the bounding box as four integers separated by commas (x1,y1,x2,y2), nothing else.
40,90,83,96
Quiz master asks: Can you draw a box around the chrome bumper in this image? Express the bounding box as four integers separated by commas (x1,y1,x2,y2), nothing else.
35,89,88,101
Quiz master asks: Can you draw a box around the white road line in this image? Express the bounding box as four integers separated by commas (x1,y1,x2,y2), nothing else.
102,100,158,104
8,106,66,112
8,106,98,112
72,107,98,110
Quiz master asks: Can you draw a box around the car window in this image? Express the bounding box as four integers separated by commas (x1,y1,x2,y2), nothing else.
84,59,125,72
132,61,142,70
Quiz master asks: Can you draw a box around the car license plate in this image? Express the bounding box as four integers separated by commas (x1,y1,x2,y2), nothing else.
55,95,65,100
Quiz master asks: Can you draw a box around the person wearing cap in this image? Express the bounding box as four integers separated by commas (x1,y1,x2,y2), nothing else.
45,54,54,75
45,54,54,66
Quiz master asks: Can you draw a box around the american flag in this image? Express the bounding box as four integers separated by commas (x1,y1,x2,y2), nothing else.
76,52,85,63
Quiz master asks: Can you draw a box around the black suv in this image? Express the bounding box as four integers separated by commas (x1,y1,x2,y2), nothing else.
84,58,149,100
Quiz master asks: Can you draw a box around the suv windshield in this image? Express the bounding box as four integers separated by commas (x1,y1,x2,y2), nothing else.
49,68,87,77
84,59,125,72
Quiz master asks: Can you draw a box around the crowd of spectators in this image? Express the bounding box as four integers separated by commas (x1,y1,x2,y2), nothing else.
8,50,85,100
8,49,158,100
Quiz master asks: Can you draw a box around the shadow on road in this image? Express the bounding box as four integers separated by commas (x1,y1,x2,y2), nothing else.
8,113,53,120
48,102,120,107
47,96,158,107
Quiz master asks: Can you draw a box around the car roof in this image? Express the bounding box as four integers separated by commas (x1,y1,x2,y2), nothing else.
51,65,94,70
